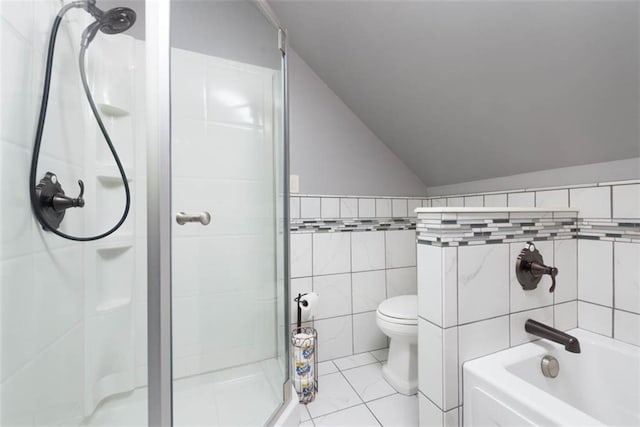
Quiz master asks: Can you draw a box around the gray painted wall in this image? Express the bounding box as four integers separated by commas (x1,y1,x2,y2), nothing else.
272,1,639,187
288,49,428,196
427,157,640,196
108,0,427,196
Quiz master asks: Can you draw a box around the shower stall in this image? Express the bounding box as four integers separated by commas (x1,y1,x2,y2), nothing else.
0,0,291,425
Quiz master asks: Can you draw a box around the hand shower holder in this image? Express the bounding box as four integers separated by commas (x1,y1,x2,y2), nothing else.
34,172,85,230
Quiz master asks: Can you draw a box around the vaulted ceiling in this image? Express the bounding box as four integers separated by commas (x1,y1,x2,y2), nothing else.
271,1,639,186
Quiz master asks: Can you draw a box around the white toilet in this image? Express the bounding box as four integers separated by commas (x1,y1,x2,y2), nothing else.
376,294,418,395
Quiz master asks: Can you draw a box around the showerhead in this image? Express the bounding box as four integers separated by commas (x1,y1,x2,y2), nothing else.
97,7,136,34
80,1,137,47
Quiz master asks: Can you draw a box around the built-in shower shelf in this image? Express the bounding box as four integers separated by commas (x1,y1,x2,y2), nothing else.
98,103,130,118
97,166,134,185
96,297,132,312
96,238,134,251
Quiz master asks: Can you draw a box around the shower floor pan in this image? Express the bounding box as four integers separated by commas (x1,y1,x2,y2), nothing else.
84,358,284,426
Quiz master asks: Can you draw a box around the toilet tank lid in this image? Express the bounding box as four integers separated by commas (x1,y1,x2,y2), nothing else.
378,295,417,320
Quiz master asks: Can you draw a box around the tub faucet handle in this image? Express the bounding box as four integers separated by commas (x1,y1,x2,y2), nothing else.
516,242,558,293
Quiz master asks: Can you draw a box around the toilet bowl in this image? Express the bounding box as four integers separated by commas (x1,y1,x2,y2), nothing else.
376,294,418,395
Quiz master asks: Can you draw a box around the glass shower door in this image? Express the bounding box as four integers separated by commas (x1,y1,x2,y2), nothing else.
169,1,288,425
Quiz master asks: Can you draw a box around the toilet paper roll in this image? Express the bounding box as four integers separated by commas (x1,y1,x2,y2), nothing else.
298,292,319,321
293,332,315,397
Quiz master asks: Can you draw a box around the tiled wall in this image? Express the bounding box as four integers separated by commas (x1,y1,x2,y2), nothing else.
415,209,579,426
422,180,640,345
0,2,144,424
290,195,426,361
416,180,640,426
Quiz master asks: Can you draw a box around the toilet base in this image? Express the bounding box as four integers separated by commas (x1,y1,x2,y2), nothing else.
381,341,417,395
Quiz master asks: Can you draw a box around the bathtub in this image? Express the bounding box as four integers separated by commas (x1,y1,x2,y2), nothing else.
463,329,639,426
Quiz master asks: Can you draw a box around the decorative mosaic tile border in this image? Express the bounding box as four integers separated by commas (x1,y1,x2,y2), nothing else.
578,219,640,243
290,218,416,233
415,210,578,246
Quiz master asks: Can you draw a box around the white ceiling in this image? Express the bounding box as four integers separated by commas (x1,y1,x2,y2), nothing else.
271,1,639,187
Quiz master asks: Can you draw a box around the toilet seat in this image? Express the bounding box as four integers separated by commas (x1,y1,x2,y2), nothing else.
377,295,417,324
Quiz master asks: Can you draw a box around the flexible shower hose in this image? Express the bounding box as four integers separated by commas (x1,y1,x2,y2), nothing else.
29,11,131,241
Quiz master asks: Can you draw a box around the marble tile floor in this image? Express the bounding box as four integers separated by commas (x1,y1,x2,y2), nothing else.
299,348,419,427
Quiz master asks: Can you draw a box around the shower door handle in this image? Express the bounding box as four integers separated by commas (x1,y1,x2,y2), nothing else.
176,211,211,225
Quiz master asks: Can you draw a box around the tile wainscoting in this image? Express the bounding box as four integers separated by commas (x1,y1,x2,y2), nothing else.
290,195,427,361
415,208,581,425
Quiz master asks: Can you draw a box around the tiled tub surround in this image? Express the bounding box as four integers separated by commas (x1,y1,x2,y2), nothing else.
416,208,582,426
290,196,425,361
421,181,640,345
415,203,640,426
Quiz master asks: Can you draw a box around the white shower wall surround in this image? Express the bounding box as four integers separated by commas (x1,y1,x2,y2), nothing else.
2,2,282,424
1,2,146,424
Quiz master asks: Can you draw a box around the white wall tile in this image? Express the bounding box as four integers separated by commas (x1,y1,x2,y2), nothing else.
290,233,312,278
614,310,640,346
507,192,535,207
447,197,464,207
613,184,640,218
510,306,554,346
458,316,510,366
358,198,375,218
535,189,569,208
313,233,351,276
352,270,386,313
614,242,640,314
408,199,422,218
432,198,446,208
376,198,392,217
578,301,612,337
320,197,340,218
510,241,554,312
422,199,432,208
351,231,385,272
353,311,387,353
578,240,613,306
290,197,300,219
458,244,510,324
554,301,578,331
314,316,353,361
484,193,507,207
418,243,442,325
300,197,321,218
313,274,351,319
464,196,484,207
385,230,416,269
418,319,443,407
441,248,458,328
392,199,408,217
386,267,417,298
442,327,459,410
570,186,611,218
554,239,578,303
340,198,358,218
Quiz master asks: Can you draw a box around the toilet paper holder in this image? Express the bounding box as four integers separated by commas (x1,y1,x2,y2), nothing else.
292,293,318,403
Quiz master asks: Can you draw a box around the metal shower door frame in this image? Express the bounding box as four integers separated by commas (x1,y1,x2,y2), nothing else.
145,0,290,425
